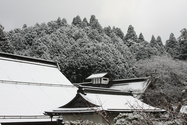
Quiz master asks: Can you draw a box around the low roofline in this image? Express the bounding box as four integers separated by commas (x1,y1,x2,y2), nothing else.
0,52,57,66
74,77,150,84
106,109,166,113
78,85,133,96
45,107,166,115
0,115,50,119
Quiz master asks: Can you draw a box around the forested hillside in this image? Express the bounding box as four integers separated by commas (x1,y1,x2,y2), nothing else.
1,15,187,108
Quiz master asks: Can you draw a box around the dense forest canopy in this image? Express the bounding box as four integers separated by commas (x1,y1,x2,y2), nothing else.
1,15,187,109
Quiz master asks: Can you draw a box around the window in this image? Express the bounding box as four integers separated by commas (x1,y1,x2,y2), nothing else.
103,78,108,81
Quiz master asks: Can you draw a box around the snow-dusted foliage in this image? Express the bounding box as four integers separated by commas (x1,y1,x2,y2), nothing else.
135,56,187,108
165,33,179,58
2,15,187,84
114,112,187,125
64,120,104,125
114,112,153,125
4,15,139,82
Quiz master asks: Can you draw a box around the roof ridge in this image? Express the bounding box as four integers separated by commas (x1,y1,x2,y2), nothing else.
0,52,56,66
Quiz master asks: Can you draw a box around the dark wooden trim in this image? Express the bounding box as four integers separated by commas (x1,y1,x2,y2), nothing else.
78,86,133,96
0,52,56,66
59,93,99,108
110,77,150,84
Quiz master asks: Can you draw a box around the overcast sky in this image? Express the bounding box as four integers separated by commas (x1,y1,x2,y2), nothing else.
1,0,187,44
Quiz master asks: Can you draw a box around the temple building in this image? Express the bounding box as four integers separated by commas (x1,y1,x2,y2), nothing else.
0,52,165,125
45,73,165,124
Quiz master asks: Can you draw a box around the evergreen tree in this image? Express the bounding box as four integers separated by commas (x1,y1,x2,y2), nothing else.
104,26,112,37
89,15,103,33
30,39,49,59
11,33,26,52
178,28,187,41
138,33,145,41
156,36,164,47
56,17,63,28
149,35,162,56
130,41,157,61
22,24,27,29
124,25,137,47
124,25,137,41
165,33,179,58
156,36,167,55
87,28,99,40
72,15,82,27
24,31,37,46
150,35,157,47
34,23,40,28
150,36,167,56
62,18,67,25
178,28,187,60
112,27,124,40
0,24,14,53
0,40,14,54
0,24,5,41
82,18,89,27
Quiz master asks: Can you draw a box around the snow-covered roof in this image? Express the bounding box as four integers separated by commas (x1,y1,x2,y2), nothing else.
79,93,164,112
0,115,58,123
86,73,108,79
76,77,151,98
110,78,151,97
0,54,71,85
0,83,76,116
0,53,77,123
45,93,165,114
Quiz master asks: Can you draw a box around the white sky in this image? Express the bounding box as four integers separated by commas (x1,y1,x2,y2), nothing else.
1,0,187,44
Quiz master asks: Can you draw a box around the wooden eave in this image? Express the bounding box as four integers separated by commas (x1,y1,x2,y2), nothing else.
81,86,133,96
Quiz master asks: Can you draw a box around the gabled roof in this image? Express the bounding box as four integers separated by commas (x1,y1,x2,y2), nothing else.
75,77,151,98
79,93,165,112
45,93,165,115
60,93,99,108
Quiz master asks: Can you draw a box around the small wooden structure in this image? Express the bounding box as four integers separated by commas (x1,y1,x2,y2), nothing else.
86,72,113,84
75,73,151,98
